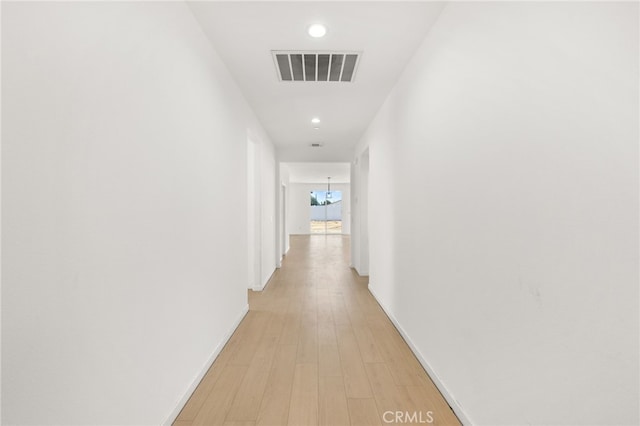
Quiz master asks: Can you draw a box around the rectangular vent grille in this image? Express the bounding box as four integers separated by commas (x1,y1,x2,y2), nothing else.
272,51,361,82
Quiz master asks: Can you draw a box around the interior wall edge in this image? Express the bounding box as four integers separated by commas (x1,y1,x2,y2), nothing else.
255,268,277,292
162,304,249,426
368,286,472,426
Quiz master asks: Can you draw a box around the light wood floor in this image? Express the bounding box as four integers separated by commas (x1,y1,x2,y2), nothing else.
174,235,460,426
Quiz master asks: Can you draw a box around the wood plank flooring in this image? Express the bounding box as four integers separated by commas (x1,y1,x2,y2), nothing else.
174,235,460,426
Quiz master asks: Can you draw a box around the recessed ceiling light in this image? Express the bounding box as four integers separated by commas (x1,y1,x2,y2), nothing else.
308,24,327,38
311,118,320,124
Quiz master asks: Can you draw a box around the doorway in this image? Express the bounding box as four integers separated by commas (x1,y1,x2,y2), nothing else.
352,149,369,275
281,183,287,259
310,190,343,234
246,136,260,289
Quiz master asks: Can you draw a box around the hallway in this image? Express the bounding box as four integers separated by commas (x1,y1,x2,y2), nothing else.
174,236,460,426
3,2,637,424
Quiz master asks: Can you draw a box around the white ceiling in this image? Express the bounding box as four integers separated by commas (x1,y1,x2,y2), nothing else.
188,1,445,162
284,162,351,183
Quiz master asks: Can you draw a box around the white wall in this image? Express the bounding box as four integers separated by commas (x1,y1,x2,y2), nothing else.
288,183,351,235
356,2,639,425
1,2,274,424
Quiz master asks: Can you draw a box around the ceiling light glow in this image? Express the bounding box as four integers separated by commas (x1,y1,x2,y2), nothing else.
308,24,327,38
311,118,321,124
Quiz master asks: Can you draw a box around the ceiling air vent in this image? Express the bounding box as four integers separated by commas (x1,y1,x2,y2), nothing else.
310,143,323,148
272,51,361,82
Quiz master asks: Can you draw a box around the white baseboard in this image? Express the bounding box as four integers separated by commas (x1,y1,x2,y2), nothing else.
253,268,277,292
278,246,290,268
368,285,473,426
354,266,369,277
163,304,249,426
